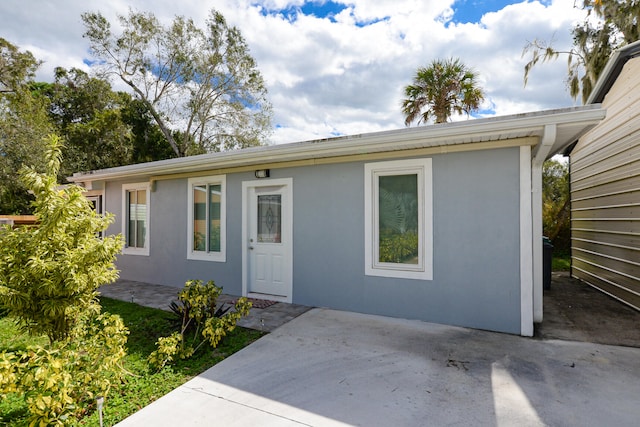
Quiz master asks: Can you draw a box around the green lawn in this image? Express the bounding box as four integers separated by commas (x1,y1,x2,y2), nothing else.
552,253,571,271
0,297,263,427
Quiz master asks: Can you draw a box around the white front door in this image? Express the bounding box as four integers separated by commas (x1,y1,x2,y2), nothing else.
242,178,293,303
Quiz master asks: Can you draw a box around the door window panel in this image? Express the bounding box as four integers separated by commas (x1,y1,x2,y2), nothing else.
257,194,281,243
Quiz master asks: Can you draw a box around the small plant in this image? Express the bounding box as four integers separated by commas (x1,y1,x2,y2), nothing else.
0,310,128,426
1,298,263,426
168,280,231,332
148,280,251,370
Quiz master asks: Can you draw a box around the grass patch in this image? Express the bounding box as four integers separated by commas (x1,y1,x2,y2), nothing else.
552,255,571,271
0,297,263,427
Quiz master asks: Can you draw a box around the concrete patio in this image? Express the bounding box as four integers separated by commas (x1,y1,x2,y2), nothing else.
99,275,640,426
114,307,640,426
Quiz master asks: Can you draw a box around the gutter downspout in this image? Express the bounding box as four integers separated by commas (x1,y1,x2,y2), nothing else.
531,124,557,324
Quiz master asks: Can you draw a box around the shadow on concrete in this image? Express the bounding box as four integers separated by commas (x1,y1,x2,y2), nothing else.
536,271,640,348
116,308,640,427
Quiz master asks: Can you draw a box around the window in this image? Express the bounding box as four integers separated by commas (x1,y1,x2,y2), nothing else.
122,183,150,256
365,159,432,280
187,175,226,261
86,195,103,215
86,194,104,238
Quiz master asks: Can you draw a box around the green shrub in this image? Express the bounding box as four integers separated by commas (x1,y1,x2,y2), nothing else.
0,311,128,426
0,135,128,425
379,231,419,264
0,135,123,343
148,280,251,370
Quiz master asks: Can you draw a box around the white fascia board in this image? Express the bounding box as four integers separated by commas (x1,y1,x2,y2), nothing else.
69,105,605,184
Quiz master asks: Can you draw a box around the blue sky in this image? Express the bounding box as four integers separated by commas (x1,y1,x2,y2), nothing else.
0,0,586,144
451,0,528,23
261,1,537,25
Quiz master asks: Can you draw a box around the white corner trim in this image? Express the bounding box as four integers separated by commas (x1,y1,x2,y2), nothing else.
531,124,556,323
531,164,544,324
520,146,534,336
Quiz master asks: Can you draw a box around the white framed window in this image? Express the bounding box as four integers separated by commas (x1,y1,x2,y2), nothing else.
122,182,150,256
86,194,103,215
365,158,432,280
187,175,226,262
86,193,104,238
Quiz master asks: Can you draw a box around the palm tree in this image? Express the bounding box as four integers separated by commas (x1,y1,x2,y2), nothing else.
401,58,485,125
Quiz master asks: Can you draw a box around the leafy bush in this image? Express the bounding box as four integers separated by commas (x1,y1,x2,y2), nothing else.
0,311,128,426
543,159,570,253
148,280,251,370
0,135,123,343
1,297,264,426
379,231,419,264
0,135,128,425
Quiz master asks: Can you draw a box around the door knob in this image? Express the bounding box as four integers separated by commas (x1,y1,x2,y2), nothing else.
249,246,254,250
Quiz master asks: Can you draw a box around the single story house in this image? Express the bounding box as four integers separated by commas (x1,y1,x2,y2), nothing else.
70,106,605,336
567,40,640,310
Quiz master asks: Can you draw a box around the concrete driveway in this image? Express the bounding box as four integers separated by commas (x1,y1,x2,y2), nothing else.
116,308,640,426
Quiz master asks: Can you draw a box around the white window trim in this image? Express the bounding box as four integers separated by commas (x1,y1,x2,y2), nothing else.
187,175,226,262
122,182,150,256
86,192,105,238
85,193,104,215
365,158,433,280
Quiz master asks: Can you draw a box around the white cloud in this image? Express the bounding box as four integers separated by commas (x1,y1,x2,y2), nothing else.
0,0,589,145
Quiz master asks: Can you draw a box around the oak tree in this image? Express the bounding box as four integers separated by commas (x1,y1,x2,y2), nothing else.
0,38,52,213
523,0,640,102
82,9,273,156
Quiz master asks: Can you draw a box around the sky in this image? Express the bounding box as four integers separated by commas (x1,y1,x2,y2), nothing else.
0,0,588,145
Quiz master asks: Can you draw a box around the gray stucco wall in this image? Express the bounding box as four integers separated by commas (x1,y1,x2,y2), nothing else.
105,172,254,296
104,146,522,334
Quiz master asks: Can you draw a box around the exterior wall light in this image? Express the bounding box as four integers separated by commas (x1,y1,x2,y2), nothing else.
255,169,270,178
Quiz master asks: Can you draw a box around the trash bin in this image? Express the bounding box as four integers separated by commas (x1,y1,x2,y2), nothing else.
543,236,553,290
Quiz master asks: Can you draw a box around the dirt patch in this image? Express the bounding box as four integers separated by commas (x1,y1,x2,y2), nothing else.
535,271,640,348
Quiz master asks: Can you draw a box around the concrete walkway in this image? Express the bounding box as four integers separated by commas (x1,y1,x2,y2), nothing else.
99,279,311,332
115,308,640,426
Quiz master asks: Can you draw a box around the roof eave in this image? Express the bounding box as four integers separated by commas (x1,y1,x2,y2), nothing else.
68,105,605,183
587,40,640,104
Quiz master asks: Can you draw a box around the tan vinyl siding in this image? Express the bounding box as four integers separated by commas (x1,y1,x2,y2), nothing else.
570,57,640,311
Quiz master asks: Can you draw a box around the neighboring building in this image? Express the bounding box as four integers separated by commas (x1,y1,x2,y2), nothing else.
568,40,640,310
70,106,604,336
0,215,37,227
